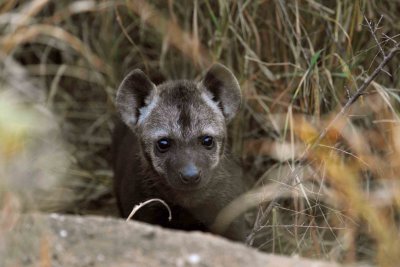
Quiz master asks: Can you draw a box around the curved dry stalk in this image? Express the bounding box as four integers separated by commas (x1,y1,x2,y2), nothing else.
126,198,172,222
0,24,107,73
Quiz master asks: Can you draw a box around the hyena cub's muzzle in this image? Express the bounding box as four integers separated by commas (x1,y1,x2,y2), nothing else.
179,163,200,185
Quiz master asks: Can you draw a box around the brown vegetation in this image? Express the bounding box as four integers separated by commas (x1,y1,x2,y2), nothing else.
1,1,400,266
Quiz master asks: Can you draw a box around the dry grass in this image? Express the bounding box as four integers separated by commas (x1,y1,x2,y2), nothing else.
1,0,400,266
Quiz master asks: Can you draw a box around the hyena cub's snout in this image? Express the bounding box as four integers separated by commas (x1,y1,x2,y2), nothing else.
179,163,200,185
171,148,214,189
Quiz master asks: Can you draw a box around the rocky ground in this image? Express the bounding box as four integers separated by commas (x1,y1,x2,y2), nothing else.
1,213,363,267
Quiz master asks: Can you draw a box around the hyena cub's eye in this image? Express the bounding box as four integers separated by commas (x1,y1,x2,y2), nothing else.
156,138,171,153
201,136,214,149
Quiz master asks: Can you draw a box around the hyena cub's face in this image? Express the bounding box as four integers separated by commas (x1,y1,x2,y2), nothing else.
116,64,241,191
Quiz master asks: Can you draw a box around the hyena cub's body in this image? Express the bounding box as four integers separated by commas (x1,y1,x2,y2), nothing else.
113,64,248,241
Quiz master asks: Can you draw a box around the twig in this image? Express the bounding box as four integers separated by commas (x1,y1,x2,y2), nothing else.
364,15,385,57
382,33,400,45
126,198,172,222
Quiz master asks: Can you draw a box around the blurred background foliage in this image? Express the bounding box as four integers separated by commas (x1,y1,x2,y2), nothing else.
1,0,400,266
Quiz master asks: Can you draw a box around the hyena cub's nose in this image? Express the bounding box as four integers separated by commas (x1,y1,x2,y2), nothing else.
179,164,201,184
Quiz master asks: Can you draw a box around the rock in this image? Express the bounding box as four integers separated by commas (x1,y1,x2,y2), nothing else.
2,213,355,267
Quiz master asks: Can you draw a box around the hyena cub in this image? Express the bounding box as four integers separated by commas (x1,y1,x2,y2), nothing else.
113,63,248,241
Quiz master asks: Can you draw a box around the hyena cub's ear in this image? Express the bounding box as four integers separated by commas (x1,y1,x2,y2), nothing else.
116,69,156,128
200,63,242,122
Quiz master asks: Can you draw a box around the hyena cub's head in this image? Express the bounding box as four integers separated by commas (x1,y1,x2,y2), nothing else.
116,63,241,191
